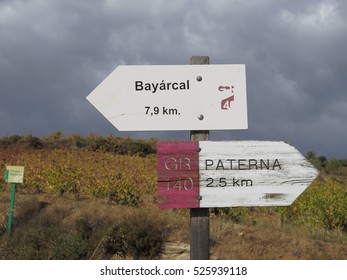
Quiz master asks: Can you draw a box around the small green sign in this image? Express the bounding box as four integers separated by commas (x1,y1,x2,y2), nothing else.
5,166,24,184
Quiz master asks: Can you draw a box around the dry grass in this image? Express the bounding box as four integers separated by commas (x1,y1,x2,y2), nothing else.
0,189,187,259
1,188,347,260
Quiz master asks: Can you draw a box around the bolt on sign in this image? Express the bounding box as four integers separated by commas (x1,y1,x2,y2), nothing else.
5,166,24,184
86,64,247,131
157,141,319,208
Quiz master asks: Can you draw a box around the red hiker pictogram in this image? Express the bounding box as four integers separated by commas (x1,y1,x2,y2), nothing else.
221,95,234,110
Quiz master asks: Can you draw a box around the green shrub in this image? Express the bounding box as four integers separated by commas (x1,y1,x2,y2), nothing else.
12,199,48,228
79,210,167,260
129,141,156,156
213,207,253,224
121,211,167,259
75,216,94,240
0,224,87,260
50,232,87,259
102,224,127,257
279,179,347,232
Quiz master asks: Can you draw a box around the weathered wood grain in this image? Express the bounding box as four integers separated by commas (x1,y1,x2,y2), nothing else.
198,141,319,207
157,140,319,208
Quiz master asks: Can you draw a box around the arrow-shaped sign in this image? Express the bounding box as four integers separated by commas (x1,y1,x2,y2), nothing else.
86,64,248,131
157,141,319,208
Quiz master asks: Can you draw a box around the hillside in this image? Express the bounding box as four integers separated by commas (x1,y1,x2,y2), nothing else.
0,133,347,259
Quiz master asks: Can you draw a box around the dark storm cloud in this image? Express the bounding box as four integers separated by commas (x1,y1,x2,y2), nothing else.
0,0,346,157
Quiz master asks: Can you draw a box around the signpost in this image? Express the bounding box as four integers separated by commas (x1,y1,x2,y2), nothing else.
5,166,25,236
86,64,247,131
157,141,319,208
189,56,211,260
88,56,319,261
87,56,248,259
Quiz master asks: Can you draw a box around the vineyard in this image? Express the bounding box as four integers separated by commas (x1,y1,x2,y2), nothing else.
0,133,347,259
0,148,156,206
0,133,157,205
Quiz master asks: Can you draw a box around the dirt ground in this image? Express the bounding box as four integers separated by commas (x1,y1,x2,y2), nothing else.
161,212,347,260
210,223,347,260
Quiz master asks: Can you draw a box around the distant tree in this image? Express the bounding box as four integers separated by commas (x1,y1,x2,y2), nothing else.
318,156,327,168
306,151,320,169
325,158,341,174
8,135,22,144
70,134,86,148
51,131,63,140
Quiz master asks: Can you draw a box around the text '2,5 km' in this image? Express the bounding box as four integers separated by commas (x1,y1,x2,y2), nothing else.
157,141,318,209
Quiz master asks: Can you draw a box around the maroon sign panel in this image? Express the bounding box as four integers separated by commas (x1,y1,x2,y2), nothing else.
157,141,199,208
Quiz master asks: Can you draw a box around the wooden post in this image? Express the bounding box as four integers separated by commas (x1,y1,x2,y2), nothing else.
190,56,210,260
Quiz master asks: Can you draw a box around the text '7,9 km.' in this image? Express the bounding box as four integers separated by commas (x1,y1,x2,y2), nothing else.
145,106,180,116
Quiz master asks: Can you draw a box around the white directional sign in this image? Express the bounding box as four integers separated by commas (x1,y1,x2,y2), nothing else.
198,141,319,207
86,65,247,131
157,140,319,208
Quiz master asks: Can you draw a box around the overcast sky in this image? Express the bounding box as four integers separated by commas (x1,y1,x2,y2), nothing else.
1,0,346,158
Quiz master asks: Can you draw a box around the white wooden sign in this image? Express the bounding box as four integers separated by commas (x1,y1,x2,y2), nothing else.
157,140,319,208
198,141,319,207
86,64,247,131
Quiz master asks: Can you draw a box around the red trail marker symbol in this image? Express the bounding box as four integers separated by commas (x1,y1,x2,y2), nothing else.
221,95,234,110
